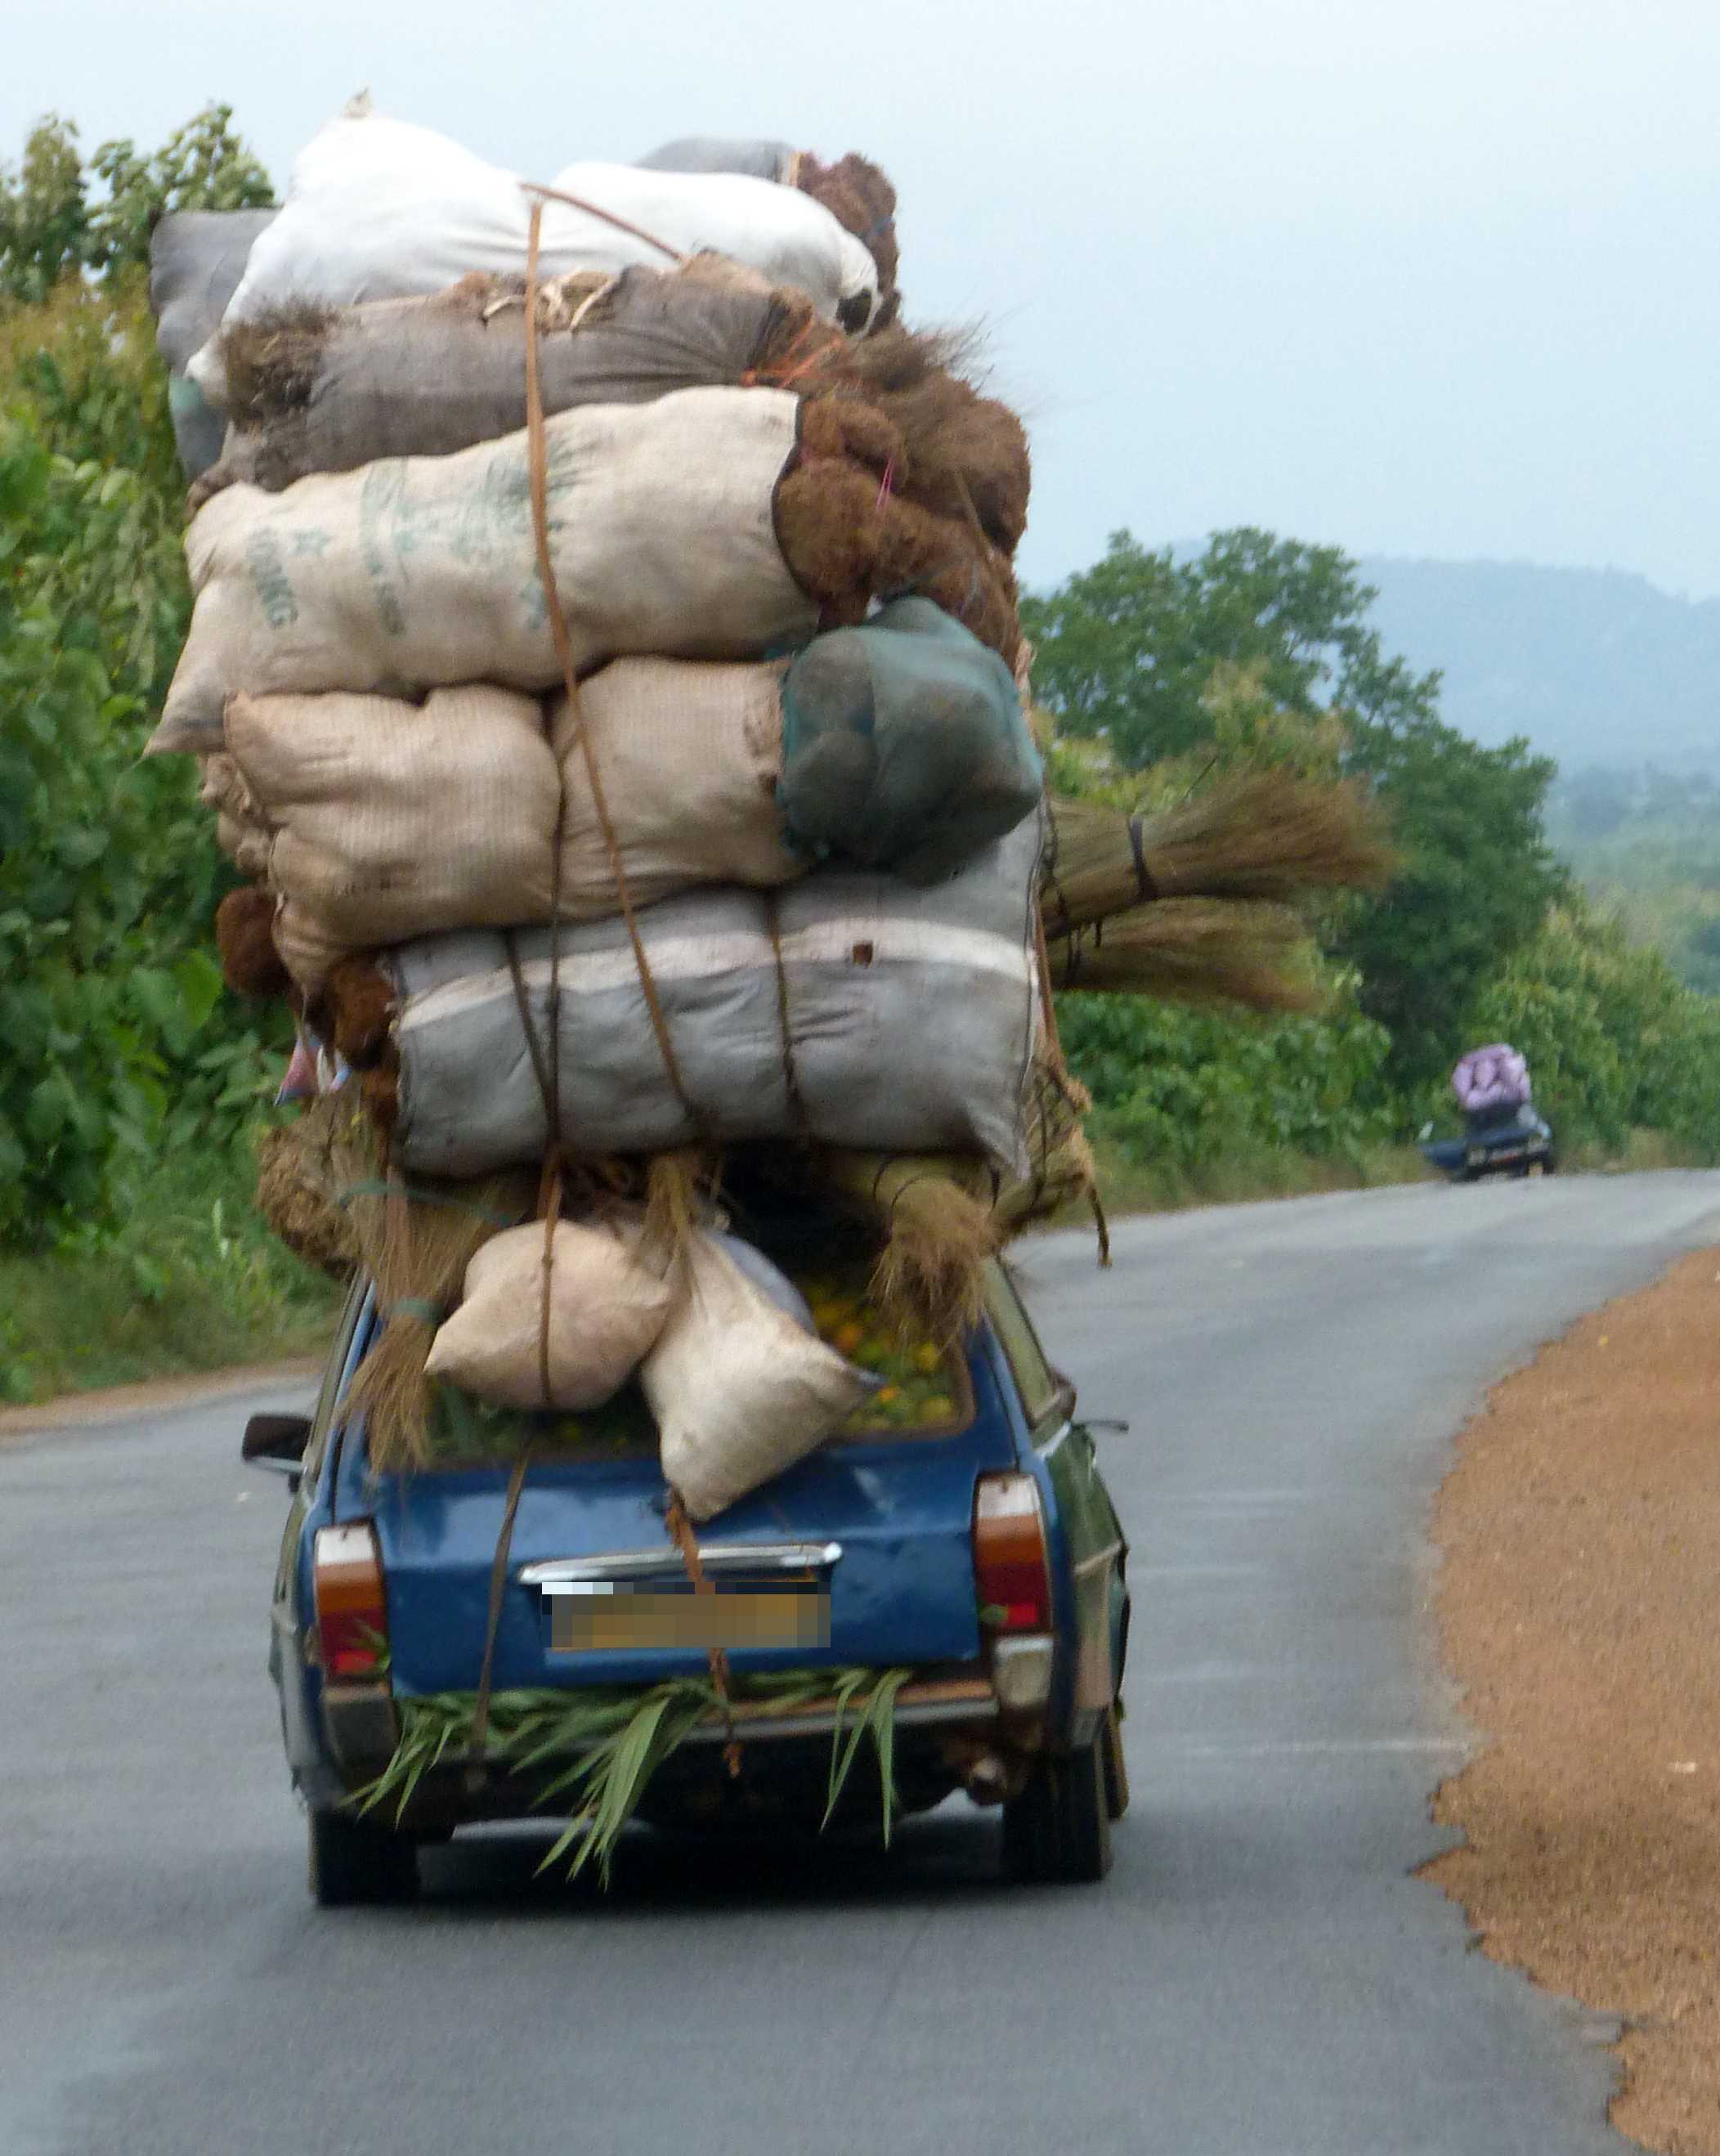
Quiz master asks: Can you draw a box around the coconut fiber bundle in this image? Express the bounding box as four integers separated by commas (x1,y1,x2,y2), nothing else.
776,395,1023,669
764,327,1030,558
1040,771,1392,941
994,1056,1104,1239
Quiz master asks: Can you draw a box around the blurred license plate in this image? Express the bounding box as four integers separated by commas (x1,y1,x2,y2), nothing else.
549,1588,830,1654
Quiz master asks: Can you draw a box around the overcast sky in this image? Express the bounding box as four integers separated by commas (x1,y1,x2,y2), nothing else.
5,0,1716,598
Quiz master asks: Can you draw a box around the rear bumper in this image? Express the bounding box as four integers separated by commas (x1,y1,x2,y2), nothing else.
324,1670,1037,1834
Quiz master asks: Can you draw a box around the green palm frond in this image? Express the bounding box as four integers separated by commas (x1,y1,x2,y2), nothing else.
351,1665,918,1885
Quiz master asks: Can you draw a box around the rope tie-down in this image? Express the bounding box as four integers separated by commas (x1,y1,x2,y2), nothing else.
469,198,735,1792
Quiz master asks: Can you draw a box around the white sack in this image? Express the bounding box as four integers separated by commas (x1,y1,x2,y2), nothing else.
424,1215,674,1411
643,1232,874,1520
149,386,816,756
188,109,876,401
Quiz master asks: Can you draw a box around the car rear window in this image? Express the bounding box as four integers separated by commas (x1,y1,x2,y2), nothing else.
412,1235,973,1468
980,1260,1063,1429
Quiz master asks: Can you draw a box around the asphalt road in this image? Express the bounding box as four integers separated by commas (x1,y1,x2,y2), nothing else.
4,1171,1718,2156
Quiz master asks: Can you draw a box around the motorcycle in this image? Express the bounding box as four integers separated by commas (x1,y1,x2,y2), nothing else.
1419,1103,1557,1183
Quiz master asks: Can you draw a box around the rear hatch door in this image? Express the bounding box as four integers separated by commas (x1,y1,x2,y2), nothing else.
356,1342,1020,1697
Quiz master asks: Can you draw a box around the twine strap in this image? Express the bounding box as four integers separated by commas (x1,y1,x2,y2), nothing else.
519,178,685,264
467,1450,532,1792
764,890,812,1138
522,200,712,1153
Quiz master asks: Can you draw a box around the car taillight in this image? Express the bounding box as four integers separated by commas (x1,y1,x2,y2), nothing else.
313,1522,388,1680
974,1473,1053,1633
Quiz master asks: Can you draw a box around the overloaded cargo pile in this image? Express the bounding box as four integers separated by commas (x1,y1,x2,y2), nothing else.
150,100,1389,1522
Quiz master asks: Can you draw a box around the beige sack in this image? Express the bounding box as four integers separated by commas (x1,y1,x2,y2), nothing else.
552,658,800,916
643,1232,875,1521
149,386,817,755
209,662,804,990
424,1215,674,1411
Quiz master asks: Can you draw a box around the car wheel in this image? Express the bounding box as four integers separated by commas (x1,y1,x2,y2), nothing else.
1003,1728,1113,1885
307,1805,419,1907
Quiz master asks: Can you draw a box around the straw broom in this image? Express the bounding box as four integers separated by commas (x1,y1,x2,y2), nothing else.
1048,898,1319,1012
814,1150,1001,1344
993,1058,1105,1241
334,1117,539,1474
1040,770,1393,940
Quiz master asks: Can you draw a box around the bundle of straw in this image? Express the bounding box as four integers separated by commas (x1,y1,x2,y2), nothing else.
815,1150,1001,1344
1049,898,1319,1011
994,1059,1106,1245
253,1092,362,1280
1041,771,1393,940
334,1118,539,1473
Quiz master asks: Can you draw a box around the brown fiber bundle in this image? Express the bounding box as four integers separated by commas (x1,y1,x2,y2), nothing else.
335,1117,540,1474
814,1150,1001,1344
215,886,294,1003
253,1094,362,1279
1041,773,1393,940
306,957,396,1070
992,1056,1104,1241
775,433,1023,670
794,152,900,321
804,329,1028,557
1050,899,1319,1011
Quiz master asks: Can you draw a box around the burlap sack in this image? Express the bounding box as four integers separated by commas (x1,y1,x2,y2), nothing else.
380,814,1042,1178
149,387,817,755
645,1232,874,1520
208,661,803,988
424,1214,674,1412
202,259,808,499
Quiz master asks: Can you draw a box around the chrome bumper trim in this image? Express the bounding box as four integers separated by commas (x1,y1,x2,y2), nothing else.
520,1541,843,1589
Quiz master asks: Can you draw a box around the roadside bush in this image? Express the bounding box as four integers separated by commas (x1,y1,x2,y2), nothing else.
0,285,287,1249
1059,984,1396,1173
1466,906,1720,1159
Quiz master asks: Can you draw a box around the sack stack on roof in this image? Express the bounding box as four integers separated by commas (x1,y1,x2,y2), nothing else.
151,101,1387,1518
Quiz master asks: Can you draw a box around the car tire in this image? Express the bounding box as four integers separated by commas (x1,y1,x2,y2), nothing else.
1003,1728,1113,1885
307,1806,419,1907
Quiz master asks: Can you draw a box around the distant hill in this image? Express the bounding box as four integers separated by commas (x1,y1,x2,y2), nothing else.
1358,558,1720,776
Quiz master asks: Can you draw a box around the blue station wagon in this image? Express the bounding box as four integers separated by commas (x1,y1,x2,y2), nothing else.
248,1239,1130,1903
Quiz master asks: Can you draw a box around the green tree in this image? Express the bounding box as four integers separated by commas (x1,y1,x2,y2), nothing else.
1,109,280,1248
1467,903,1720,1157
0,116,88,303
86,104,271,276
1337,710,1564,1083
1026,527,1568,1090
1021,527,1440,768
0,104,269,300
